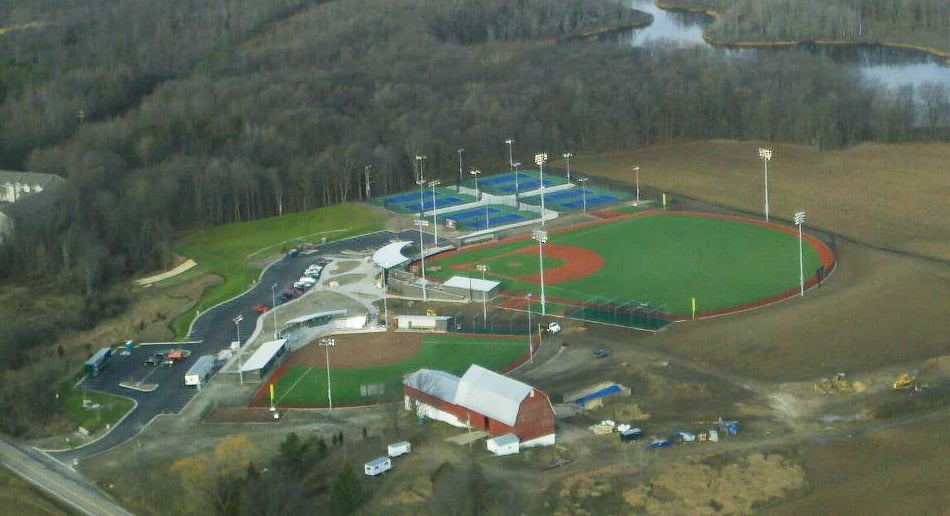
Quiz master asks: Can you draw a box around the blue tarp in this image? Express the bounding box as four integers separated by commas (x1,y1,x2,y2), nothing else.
572,384,622,407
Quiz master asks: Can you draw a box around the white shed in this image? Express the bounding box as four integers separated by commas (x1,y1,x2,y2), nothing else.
364,456,392,476
395,315,455,331
486,433,520,456
387,441,411,457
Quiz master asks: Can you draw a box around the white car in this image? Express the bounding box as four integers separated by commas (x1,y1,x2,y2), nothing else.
547,321,561,334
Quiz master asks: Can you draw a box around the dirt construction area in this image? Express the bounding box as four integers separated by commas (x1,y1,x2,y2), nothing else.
73,142,949,515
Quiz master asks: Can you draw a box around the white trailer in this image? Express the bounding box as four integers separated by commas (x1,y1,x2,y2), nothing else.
364,456,392,476
184,355,215,386
387,441,411,457
486,433,520,456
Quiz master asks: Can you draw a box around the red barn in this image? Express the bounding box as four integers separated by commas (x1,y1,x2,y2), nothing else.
403,364,556,448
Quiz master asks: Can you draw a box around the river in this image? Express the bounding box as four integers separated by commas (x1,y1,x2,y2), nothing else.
608,0,950,91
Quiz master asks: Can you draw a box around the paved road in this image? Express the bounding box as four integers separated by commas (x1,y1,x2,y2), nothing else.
0,437,133,516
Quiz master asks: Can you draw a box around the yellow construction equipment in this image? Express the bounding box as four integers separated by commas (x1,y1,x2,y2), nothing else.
814,372,853,394
892,374,918,391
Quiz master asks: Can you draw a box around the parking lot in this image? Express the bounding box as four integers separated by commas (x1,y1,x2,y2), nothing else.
52,342,206,462
57,230,449,461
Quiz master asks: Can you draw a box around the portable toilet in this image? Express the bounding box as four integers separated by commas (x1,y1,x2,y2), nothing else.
364,456,392,476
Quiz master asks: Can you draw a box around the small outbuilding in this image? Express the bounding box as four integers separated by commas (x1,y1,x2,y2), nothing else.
395,314,455,332
387,441,411,457
486,434,520,456
441,276,501,302
364,456,392,476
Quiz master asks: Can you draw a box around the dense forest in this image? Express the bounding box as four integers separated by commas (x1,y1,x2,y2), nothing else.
665,0,950,49
0,0,948,433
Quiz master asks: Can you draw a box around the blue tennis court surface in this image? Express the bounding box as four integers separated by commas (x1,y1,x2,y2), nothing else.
441,206,537,230
521,186,628,211
380,188,473,213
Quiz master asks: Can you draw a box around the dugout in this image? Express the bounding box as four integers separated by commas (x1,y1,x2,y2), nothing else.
239,339,288,383
282,310,349,332
441,276,501,302
395,315,455,332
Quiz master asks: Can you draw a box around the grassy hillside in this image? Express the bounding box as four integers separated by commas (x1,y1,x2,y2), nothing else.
171,202,383,337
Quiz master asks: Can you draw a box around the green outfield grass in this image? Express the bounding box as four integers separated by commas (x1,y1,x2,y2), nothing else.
269,335,528,406
170,203,383,338
429,213,822,315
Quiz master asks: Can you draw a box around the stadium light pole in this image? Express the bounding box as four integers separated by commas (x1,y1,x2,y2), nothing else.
476,264,488,321
759,148,772,222
513,161,522,208
414,218,429,301
319,337,335,411
429,179,441,246
795,211,806,296
470,168,481,202
578,177,589,213
415,154,427,183
505,138,515,171
533,229,548,315
382,269,389,327
270,282,279,339
563,152,573,183
233,315,244,385
525,293,534,363
364,165,372,199
457,148,464,193
535,153,548,227
633,165,641,205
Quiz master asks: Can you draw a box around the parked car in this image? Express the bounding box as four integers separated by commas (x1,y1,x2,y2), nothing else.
252,304,269,313
142,356,160,367
593,347,610,359
161,359,175,368
547,321,562,334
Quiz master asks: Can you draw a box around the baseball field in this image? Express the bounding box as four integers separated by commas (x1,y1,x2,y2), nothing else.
427,211,833,317
252,332,529,407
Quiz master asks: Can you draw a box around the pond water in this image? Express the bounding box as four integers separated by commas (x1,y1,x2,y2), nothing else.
611,0,950,91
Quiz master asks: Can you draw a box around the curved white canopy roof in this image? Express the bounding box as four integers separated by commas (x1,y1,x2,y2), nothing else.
372,241,413,269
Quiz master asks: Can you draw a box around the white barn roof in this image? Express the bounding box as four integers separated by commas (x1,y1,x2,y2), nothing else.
240,339,287,372
404,368,460,401
442,276,500,292
455,364,532,426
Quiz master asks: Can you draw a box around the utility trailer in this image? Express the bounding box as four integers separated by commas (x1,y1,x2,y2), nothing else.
184,355,216,387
